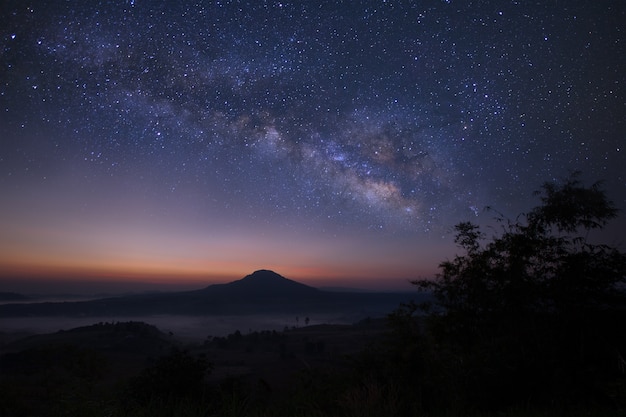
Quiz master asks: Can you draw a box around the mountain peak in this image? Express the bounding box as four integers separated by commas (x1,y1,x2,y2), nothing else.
225,270,318,295
242,269,287,281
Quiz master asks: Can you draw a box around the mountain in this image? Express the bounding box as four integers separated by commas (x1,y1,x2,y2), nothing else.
0,270,419,317
199,269,321,299
175,270,327,313
222,269,318,293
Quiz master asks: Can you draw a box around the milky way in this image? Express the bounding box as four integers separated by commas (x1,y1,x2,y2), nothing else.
1,1,624,290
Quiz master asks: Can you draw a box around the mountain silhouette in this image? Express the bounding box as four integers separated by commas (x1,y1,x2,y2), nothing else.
0,270,420,317
185,270,324,313
235,269,314,290
203,269,320,297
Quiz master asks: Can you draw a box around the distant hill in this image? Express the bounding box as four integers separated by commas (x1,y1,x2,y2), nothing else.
0,270,421,318
0,292,30,302
1,321,173,355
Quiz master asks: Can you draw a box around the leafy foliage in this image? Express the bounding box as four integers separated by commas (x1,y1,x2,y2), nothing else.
409,173,626,411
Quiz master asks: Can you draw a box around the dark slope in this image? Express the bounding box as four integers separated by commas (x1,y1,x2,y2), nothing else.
0,270,417,317
1,321,173,355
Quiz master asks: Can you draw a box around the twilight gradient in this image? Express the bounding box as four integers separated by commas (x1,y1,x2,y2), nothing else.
1,1,624,293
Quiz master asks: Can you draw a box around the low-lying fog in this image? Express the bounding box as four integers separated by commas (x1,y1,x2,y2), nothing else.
0,313,365,342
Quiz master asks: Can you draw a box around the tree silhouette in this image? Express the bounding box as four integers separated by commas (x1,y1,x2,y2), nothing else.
418,172,624,317
407,173,626,411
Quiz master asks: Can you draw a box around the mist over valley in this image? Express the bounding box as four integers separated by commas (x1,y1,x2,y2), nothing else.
0,270,420,341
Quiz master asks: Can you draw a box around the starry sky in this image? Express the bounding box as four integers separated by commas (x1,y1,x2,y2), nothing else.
1,1,624,293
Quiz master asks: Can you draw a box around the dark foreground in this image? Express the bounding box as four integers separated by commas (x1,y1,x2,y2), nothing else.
1,318,624,417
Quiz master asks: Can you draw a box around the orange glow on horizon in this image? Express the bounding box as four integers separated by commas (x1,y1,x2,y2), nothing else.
0,183,447,292
0,243,430,291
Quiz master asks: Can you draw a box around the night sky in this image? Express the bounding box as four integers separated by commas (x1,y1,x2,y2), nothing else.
1,1,624,293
